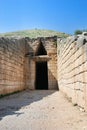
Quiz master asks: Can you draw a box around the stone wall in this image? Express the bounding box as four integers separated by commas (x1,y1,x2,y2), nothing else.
58,34,87,111
0,37,30,95
1,34,87,110
1,33,87,111
42,37,58,89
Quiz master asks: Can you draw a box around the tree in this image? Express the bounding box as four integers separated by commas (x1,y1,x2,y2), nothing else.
74,30,82,35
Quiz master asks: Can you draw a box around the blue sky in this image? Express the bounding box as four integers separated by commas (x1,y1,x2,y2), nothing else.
0,0,87,34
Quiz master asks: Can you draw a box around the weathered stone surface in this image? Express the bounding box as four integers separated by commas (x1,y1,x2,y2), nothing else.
0,37,30,95
1,33,87,111
0,36,58,95
58,34,87,111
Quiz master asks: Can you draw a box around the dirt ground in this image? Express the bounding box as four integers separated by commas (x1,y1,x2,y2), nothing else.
0,90,87,130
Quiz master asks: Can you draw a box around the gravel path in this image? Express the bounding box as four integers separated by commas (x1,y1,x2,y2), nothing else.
0,90,87,130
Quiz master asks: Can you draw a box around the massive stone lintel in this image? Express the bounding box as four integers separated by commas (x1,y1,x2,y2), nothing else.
31,55,51,62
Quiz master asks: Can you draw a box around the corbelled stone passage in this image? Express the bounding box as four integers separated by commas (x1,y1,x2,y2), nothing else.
58,33,87,111
0,36,58,95
0,33,87,111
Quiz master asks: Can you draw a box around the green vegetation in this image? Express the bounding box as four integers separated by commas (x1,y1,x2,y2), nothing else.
0,29,69,38
74,30,83,35
74,29,87,35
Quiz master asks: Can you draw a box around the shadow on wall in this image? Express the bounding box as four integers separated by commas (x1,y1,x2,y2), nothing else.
48,69,59,90
0,90,57,121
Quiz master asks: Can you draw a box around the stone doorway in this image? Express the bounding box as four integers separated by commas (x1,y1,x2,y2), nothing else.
35,61,48,90
35,39,48,90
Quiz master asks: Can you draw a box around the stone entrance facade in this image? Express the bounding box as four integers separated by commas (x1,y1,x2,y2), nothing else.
0,36,58,95
26,36,58,90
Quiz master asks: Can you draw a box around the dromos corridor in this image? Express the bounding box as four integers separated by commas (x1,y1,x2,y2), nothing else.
0,90,87,130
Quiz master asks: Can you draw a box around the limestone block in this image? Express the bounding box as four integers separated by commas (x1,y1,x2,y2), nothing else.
76,90,85,108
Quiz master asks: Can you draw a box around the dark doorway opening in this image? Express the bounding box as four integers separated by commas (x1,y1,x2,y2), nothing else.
35,39,48,90
35,61,48,90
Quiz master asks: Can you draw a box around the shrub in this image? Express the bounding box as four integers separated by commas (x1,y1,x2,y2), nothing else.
74,30,82,35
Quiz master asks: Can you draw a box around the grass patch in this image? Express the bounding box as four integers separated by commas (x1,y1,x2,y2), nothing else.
0,29,69,38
